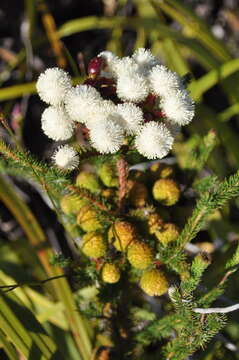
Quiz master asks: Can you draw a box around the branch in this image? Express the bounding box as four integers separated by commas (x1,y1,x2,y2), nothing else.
117,156,128,214
193,303,239,314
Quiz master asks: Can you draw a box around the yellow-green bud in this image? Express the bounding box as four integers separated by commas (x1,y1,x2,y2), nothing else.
82,232,106,258
150,163,173,180
155,223,179,245
127,180,148,208
76,171,101,193
152,179,180,206
101,263,120,283
77,205,103,232
98,162,118,187
147,213,164,234
108,221,137,251
140,269,169,296
127,241,154,269
60,194,88,215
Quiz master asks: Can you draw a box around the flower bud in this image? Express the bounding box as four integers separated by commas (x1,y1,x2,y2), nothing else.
152,178,180,206
77,205,103,232
127,241,154,269
82,232,107,258
147,213,164,234
140,269,169,296
101,263,120,283
98,162,118,187
127,180,148,208
60,194,88,215
150,163,173,180
108,221,137,251
88,56,105,78
155,223,179,245
76,171,101,193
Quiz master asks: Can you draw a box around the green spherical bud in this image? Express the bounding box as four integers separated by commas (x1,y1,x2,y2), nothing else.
155,223,179,245
127,241,154,269
76,171,101,193
82,232,107,258
98,162,118,187
77,205,103,232
152,179,180,206
140,269,169,296
108,221,137,251
101,263,120,283
127,180,148,208
60,194,88,215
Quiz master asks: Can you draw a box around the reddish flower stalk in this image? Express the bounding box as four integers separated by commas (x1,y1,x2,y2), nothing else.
117,156,129,214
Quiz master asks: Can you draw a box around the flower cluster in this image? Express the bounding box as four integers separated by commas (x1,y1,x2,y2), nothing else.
36,48,194,169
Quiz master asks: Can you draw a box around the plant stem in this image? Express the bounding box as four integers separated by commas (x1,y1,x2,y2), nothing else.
116,156,128,214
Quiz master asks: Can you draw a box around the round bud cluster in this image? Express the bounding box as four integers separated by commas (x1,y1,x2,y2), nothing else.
77,205,103,232
76,171,101,193
155,223,179,245
98,162,118,188
36,49,195,169
127,180,148,208
140,269,169,296
60,194,88,215
101,263,121,283
81,232,107,258
127,241,154,270
108,221,137,251
152,178,180,206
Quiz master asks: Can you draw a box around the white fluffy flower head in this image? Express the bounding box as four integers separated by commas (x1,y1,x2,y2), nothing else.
116,74,149,103
149,65,182,98
36,68,72,106
135,121,174,159
41,106,74,141
116,103,144,135
89,117,124,154
161,89,195,125
113,57,139,78
85,100,117,128
64,85,102,124
132,48,159,75
53,145,79,170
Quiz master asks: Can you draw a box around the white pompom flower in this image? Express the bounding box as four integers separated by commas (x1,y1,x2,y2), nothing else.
36,68,72,106
149,65,182,98
161,89,195,125
116,74,149,103
113,57,139,78
64,85,102,124
52,145,79,170
116,103,144,135
135,121,174,159
89,117,125,154
132,48,159,75
41,106,74,141
85,100,117,128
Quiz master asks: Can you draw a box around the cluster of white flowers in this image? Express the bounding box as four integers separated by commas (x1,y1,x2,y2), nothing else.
36,48,195,169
